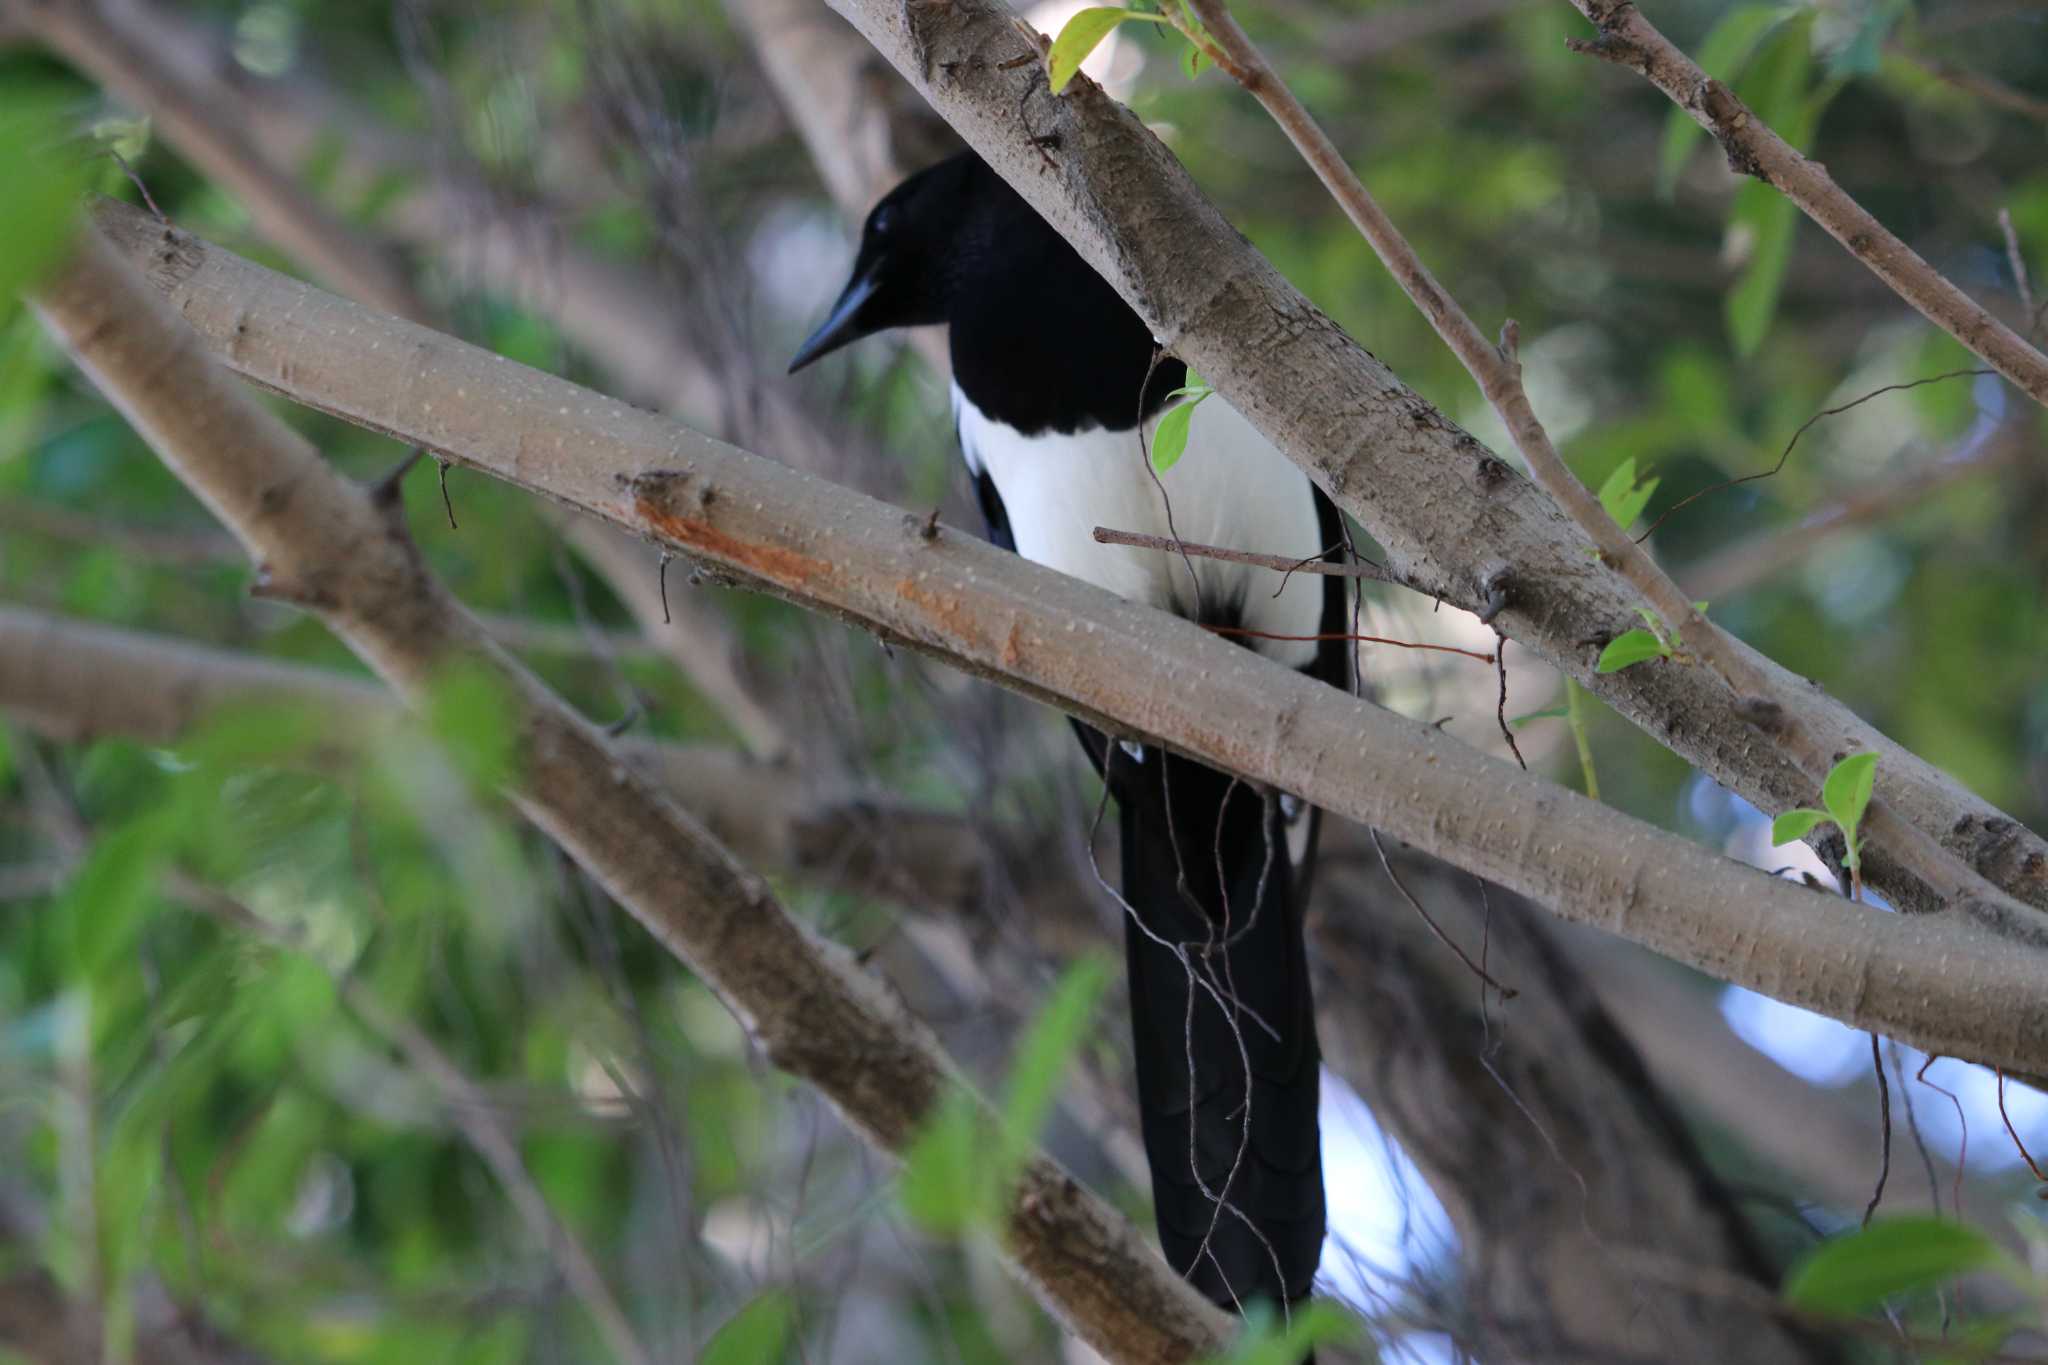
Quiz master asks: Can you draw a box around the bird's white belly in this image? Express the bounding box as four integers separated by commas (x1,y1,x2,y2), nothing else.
953,383,1326,669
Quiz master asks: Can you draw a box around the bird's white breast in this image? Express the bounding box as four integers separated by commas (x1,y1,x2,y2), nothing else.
953,382,1326,669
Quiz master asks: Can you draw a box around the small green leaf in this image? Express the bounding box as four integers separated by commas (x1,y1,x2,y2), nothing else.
1180,32,1214,79
1822,751,1877,836
1784,1216,2002,1314
1596,457,1659,528
701,1290,796,1365
1048,8,1159,93
1727,182,1798,356
1151,397,1199,473
1822,751,1878,843
1770,808,1828,846
1509,705,1569,728
1596,629,1667,673
89,114,152,164
0,87,96,311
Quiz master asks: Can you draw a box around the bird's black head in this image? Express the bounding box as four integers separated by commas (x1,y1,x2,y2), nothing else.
787,153,1000,373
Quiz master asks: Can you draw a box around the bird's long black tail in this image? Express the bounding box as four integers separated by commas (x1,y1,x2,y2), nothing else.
1110,741,1324,1319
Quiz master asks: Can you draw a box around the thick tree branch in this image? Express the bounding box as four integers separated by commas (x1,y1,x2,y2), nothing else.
812,0,2048,923
85,203,2048,1076
1561,0,2048,411
35,228,1232,1365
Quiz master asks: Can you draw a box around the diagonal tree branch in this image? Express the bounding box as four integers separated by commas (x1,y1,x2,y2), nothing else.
84,202,2048,1077
811,0,2048,924
34,225,1233,1365
1561,0,2048,411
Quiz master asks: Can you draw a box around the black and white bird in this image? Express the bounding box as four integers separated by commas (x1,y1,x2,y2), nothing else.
791,149,1343,1319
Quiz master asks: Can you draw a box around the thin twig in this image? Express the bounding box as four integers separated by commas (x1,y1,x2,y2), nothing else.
1862,1032,1892,1227
1202,622,1495,664
1369,829,1518,999
1683,411,2029,601
1093,525,1399,584
1994,1068,2048,1183
2001,208,2037,322
1897,48,2048,126
1493,635,1525,770
1915,1056,1969,1217
1638,369,1992,542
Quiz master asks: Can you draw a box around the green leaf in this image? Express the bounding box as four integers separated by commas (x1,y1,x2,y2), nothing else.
1596,456,1660,528
1151,396,1200,474
1509,705,1570,728
1770,808,1828,846
62,814,179,975
1727,182,1798,356
1204,1301,1361,1365
1826,0,1908,76
701,1289,796,1365
0,86,96,311
1822,751,1878,842
898,1092,985,1233
1784,1217,2002,1314
423,659,522,788
1656,6,1788,198
901,957,1110,1234
1048,8,1161,94
1723,25,1840,355
1596,629,1667,673
1000,954,1112,1154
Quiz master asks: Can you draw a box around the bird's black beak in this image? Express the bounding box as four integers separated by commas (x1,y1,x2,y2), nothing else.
788,268,882,374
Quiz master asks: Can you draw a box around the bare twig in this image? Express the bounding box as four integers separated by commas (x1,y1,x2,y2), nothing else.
2001,208,2038,323
82,205,2048,1076
1091,526,1398,584
1896,48,2048,126
1638,368,1993,543
1180,0,2028,919
1562,0,2048,413
1684,412,2032,600
36,226,1234,1364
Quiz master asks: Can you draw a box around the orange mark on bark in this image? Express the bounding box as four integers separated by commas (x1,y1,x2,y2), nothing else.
895,577,987,651
634,499,827,588
1000,621,1026,670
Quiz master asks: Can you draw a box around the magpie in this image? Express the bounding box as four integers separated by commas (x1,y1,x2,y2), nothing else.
790,150,1344,1322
